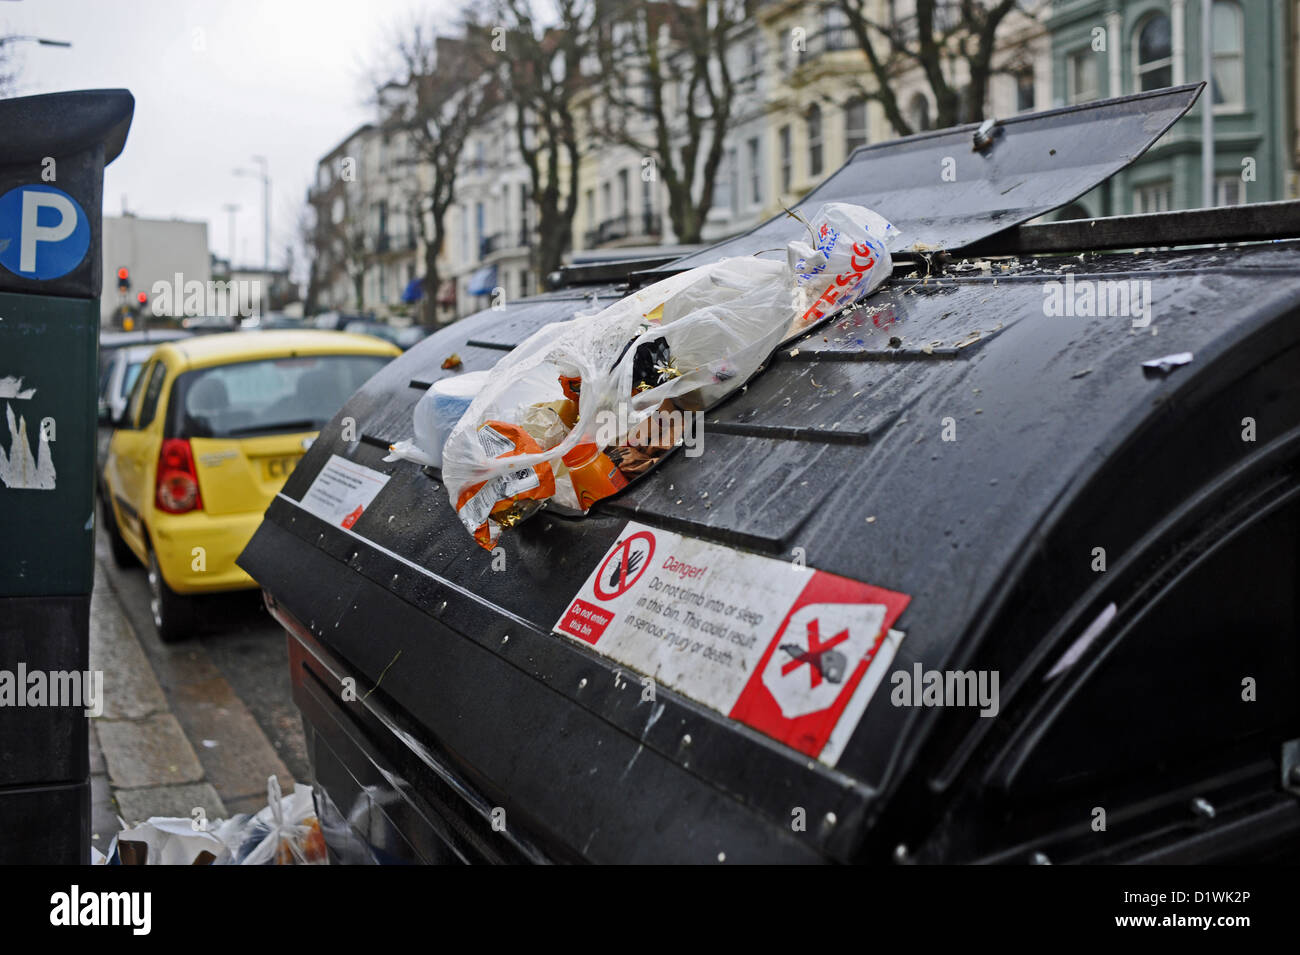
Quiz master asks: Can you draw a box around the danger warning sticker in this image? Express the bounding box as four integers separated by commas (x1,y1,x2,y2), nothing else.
554,521,910,766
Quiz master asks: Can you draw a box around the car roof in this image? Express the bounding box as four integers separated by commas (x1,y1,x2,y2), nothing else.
120,343,161,361
154,329,401,370
100,329,192,349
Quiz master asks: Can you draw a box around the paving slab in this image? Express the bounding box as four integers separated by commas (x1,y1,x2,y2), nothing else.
89,720,106,776
113,782,227,825
89,587,168,720
95,713,205,789
90,773,119,855
170,676,294,804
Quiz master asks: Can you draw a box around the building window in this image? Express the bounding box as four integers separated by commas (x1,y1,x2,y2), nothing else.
1016,69,1035,113
907,92,932,131
585,188,595,229
1133,181,1173,213
1135,14,1173,92
844,97,867,154
1212,1,1244,110
1067,48,1099,104
779,124,793,194
807,103,823,178
1215,175,1245,206
475,202,484,259
728,146,739,215
747,136,762,205
618,169,630,218
823,3,849,50
641,173,652,227
717,149,733,214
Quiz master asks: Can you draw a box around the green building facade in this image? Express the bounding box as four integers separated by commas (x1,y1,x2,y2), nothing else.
1047,0,1296,217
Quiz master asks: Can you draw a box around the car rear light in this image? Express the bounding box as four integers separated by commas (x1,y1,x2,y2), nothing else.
156,438,203,514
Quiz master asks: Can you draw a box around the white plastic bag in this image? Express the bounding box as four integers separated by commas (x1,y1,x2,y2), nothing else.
440,202,898,547
215,775,326,865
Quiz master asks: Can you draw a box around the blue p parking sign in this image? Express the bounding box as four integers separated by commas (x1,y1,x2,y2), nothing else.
0,184,91,280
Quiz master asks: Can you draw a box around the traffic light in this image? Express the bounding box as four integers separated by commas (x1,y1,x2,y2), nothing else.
136,291,147,306
116,267,130,292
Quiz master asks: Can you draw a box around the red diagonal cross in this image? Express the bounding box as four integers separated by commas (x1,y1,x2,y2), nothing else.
781,619,850,689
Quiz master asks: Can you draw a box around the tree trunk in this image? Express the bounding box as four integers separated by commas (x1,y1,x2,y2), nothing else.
421,226,442,326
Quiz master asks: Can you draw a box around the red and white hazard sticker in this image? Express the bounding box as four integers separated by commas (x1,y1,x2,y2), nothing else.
553,521,910,766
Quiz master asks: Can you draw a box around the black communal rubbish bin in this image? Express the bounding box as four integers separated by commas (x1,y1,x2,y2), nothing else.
240,87,1300,864
0,90,134,864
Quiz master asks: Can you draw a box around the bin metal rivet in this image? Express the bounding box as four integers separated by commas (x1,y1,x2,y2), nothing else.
893,843,909,863
436,600,447,614
501,633,509,644
1030,852,1051,865
824,811,837,828
578,678,587,689
682,734,692,746
1191,797,1215,820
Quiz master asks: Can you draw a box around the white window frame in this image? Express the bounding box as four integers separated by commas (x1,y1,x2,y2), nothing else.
1211,0,1245,113
1133,13,1173,94
807,104,824,178
1133,181,1173,214
844,97,867,154
1067,48,1099,104
1215,175,1245,206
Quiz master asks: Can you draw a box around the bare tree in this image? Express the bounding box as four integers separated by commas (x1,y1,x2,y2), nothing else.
835,0,1025,137
382,26,498,324
470,0,591,288
307,170,372,313
592,0,750,243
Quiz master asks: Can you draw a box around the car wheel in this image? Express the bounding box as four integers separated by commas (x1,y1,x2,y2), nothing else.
101,495,138,568
147,545,196,643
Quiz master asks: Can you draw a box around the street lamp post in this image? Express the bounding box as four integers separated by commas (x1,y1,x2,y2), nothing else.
234,156,271,274
222,203,240,270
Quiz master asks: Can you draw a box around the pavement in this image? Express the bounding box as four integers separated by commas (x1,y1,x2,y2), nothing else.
89,524,307,856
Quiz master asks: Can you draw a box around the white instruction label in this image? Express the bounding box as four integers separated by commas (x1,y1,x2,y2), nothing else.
300,454,390,530
554,521,911,765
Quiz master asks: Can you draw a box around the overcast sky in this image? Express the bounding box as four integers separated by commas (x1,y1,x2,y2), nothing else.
4,0,459,271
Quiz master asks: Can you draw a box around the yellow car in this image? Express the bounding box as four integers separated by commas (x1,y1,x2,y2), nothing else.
101,330,400,640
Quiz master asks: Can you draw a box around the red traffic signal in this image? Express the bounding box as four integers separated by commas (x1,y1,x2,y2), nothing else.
136,292,148,305
117,267,129,280
117,267,130,291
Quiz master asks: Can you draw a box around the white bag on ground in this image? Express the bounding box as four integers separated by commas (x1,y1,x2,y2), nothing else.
438,202,899,547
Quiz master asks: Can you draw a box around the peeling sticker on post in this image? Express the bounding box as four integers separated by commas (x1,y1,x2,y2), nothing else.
0,375,56,490
299,454,389,529
554,521,910,765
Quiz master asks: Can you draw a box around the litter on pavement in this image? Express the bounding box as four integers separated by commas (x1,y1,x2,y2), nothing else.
98,776,327,865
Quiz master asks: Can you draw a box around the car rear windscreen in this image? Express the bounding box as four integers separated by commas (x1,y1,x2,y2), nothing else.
168,353,391,439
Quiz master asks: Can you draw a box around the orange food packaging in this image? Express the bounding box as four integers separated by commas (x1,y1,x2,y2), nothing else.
455,421,556,549
562,442,628,510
